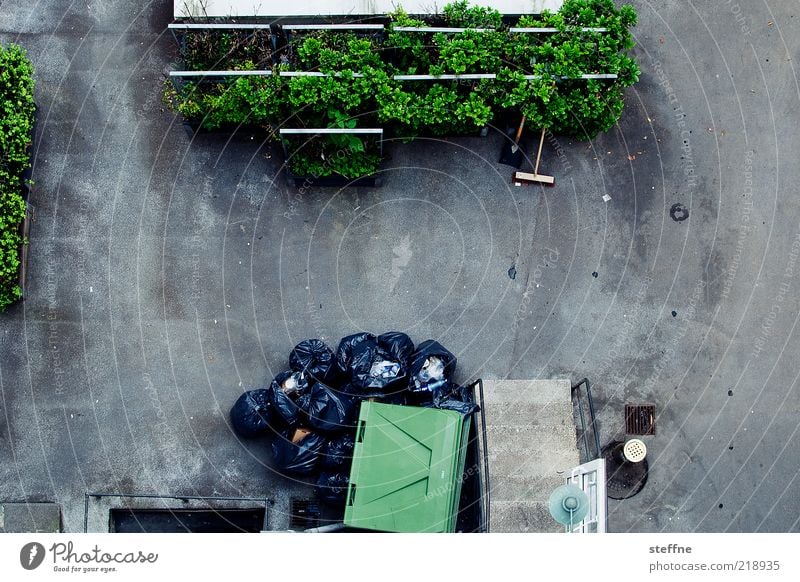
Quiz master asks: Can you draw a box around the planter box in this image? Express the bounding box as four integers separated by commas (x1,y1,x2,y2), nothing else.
285,168,383,188
279,127,385,189
398,125,490,139
182,120,270,138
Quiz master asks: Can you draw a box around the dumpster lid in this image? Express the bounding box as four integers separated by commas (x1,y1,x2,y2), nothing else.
345,402,469,532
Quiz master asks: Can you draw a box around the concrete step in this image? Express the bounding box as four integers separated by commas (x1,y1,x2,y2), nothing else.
483,378,580,532
484,424,579,448
488,448,578,478
488,474,565,501
484,401,574,426
490,500,561,533
482,379,573,406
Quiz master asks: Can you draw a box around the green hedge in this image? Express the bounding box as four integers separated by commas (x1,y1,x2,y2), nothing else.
1,43,35,311
165,0,640,178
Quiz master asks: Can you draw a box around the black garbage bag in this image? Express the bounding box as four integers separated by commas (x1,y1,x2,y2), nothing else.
295,391,312,416
289,339,337,384
315,472,350,505
377,331,415,368
302,382,356,433
409,340,457,391
349,340,408,396
431,382,479,416
335,332,376,374
271,430,326,476
410,380,478,415
268,370,311,428
229,389,272,437
320,433,355,470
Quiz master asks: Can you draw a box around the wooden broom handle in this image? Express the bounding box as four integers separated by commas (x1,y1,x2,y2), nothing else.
514,115,526,143
533,127,546,175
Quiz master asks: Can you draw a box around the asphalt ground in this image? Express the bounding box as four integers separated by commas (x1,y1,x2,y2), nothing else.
1,0,799,532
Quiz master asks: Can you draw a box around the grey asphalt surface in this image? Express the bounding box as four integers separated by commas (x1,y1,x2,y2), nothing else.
1,0,799,533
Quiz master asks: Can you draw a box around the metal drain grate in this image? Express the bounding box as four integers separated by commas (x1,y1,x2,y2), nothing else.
289,498,320,530
625,404,655,435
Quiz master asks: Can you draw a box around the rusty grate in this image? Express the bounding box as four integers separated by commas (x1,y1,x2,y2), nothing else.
289,498,320,530
625,404,655,436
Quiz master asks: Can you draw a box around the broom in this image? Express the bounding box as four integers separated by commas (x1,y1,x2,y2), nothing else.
514,127,555,186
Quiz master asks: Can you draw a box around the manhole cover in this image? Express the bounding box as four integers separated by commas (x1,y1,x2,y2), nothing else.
625,404,655,435
602,441,649,500
289,498,320,530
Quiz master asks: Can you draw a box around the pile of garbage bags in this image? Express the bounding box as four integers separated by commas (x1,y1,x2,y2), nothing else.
229,332,478,506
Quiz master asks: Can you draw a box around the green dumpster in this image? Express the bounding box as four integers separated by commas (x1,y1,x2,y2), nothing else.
344,402,471,532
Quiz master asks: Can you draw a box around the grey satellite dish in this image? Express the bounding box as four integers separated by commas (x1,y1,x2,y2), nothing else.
548,484,590,528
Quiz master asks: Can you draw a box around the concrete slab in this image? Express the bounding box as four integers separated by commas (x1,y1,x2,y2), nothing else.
0,503,61,533
483,379,580,532
175,1,565,19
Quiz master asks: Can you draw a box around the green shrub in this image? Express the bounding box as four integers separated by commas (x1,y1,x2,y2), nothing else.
294,32,383,72
164,1,640,175
183,29,273,70
378,79,493,136
163,62,285,131
431,30,508,75
384,9,433,74
502,0,640,138
0,43,35,311
442,0,503,29
285,133,382,179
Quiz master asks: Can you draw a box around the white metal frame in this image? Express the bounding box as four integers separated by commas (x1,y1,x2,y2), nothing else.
279,71,366,78
394,74,497,80
393,73,617,80
169,70,616,81
279,128,383,134
279,128,384,156
169,21,619,80
169,70,273,77
509,27,608,33
523,74,618,80
283,24,384,30
392,26,609,34
173,1,567,19
168,23,274,29
391,26,493,33
168,24,608,33
566,458,607,533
